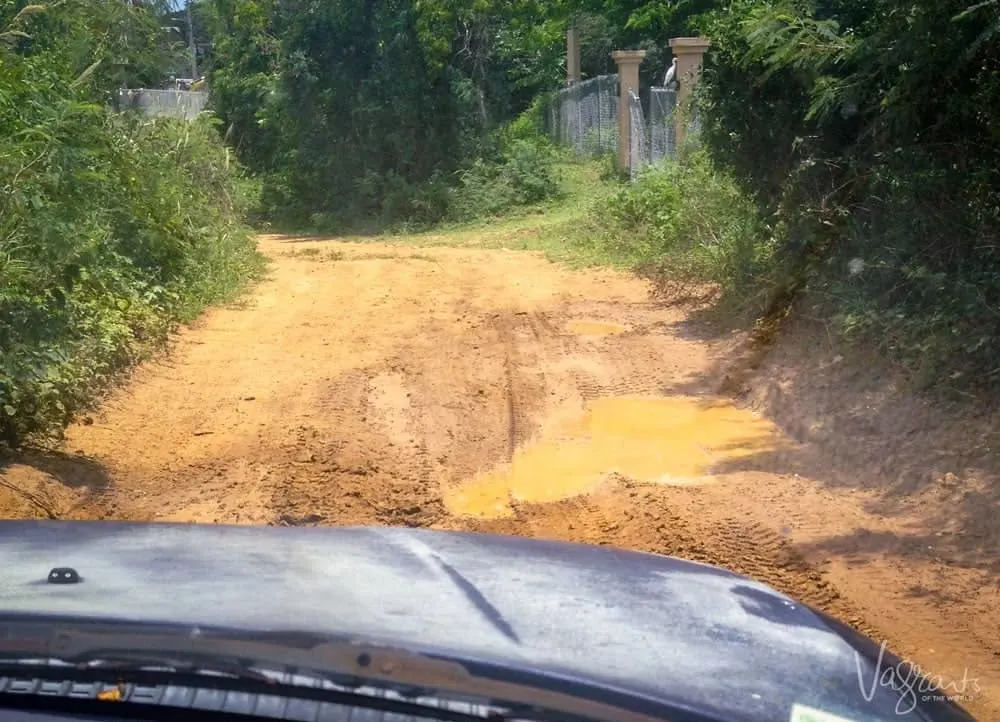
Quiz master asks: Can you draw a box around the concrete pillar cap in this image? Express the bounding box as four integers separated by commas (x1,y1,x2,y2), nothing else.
611,50,648,64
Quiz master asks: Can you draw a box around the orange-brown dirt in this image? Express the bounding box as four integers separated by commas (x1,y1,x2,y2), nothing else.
2,235,998,718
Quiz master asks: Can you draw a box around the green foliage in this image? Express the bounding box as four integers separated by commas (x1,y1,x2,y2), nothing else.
567,151,771,298
198,0,710,229
694,0,1000,389
1,0,262,447
3,0,186,96
813,159,1000,389
449,134,564,222
201,0,485,229
198,0,570,232
194,0,278,164
501,94,550,143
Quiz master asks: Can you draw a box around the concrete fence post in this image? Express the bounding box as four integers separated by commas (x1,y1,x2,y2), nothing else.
668,37,711,149
611,49,646,171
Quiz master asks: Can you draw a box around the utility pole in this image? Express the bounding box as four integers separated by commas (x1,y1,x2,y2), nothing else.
186,0,198,79
566,18,580,86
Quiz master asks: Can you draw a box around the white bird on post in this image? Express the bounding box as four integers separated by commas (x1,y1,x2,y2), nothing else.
663,57,678,88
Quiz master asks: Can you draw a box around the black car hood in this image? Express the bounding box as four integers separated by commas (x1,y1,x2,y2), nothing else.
0,521,956,722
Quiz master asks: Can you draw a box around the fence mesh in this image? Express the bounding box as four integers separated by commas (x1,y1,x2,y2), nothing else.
546,76,677,180
628,91,647,181
117,89,209,121
649,87,677,164
546,74,618,157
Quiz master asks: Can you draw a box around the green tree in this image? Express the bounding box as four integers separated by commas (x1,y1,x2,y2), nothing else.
694,0,1000,385
1,0,261,446
199,0,574,226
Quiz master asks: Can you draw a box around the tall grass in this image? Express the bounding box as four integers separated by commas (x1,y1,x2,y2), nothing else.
0,109,264,448
533,150,774,308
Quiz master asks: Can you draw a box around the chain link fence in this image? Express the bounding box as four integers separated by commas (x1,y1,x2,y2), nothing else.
649,87,678,165
546,76,677,179
117,89,209,121
546,75,619,157
627,87,680,180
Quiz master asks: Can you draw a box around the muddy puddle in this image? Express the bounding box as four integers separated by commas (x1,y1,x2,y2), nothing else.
444,395,792,518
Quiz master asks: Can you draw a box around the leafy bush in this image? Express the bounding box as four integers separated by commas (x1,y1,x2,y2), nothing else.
1,3,262,447
811,158,1000,389
449,136,563,222
501,95,549,144
298,110,565,231
575,151,772,300
694,0,1000,389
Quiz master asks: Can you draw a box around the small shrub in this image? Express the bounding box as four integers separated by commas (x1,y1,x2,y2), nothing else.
580,150,773,303
501,95,549,144
449,136,563,222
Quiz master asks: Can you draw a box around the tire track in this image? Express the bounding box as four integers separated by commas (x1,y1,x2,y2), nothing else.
492,315,524,462
503,353,518,462
492,311,557,459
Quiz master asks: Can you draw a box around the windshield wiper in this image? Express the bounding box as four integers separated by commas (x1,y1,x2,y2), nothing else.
0,654,527,722
58,653,277,683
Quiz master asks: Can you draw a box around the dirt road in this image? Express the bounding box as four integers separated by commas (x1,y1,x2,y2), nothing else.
2,235,998,718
